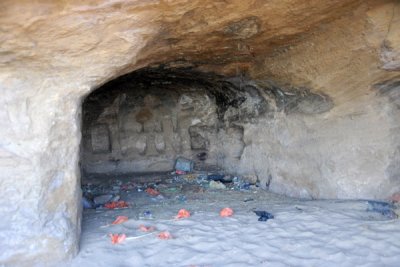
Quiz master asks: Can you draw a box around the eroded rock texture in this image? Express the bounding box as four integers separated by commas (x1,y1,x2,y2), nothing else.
1,0,400,265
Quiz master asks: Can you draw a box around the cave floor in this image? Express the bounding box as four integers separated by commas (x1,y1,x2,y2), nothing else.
68,175,400,267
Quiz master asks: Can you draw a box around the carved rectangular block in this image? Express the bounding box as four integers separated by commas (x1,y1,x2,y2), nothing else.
90,124,111,153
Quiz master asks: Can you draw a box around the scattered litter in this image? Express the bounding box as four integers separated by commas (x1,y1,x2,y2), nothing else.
232,176,251,190
105,201,129,209
145,188,160,196
209,180,226,190
139,225,156,232
175,195,187,202
175,157,194,173
162,187,180,193
143,210,153,219
112,216,129,225
254,210,274,221
109,233,126,244
367,201,398,219
158,231,172,240
220,207,234,217
175,170,186,175
182,174,197,181
121,182,136,191
175,209,191,219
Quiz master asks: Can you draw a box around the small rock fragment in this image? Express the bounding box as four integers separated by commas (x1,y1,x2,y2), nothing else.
209,180,226,190
94,194,114,205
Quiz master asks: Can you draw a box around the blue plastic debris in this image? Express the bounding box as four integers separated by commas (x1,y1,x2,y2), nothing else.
143,210,153,219
367,201,398,219
254,210,274,221
174,157,194,172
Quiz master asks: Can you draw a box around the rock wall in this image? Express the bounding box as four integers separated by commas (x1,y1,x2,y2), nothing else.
81,72,220,174
0,0,399,265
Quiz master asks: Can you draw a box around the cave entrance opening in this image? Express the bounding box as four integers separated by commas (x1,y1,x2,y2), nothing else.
79,66,269,214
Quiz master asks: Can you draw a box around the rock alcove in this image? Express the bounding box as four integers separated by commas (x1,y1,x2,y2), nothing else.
81,67,333,184
1,0,400,266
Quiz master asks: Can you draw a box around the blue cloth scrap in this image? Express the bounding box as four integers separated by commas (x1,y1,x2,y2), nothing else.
254,210,274,221
367,200,398,219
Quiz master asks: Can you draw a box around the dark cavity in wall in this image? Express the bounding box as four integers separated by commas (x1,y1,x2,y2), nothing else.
80,66,333,179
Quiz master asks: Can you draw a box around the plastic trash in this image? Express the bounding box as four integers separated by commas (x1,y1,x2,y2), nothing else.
220,207,234,217
112,216,129,225
109,233,126,244
367,201,398,219
232,176,251,190
143,210,153,219
145,188,160,196
254,210,274,221
105,201,129,209
158,231,172,240
175,157,194,173
175,209,191,219
139,225,156,232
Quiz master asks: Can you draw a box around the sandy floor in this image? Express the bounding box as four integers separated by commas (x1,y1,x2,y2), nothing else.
67,176,400,267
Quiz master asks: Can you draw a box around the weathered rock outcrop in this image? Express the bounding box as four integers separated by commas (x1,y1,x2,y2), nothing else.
0,0,399,265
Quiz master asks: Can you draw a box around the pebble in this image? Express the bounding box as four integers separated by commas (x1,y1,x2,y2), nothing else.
209,180,226,190
93,194,114,205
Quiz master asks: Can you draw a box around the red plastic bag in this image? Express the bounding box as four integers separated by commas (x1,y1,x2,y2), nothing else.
139,225,156,232
175,209,190,219
158,231,172,240
112,216,129,225
145,188,160,196
220,207,234,217
105,201,129,209
109,233,126,244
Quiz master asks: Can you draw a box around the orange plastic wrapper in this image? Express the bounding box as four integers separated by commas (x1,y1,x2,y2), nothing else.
112,216,129,225
105,201,129,209
175,209,190,219
145,188,160,196
158,231,172,240
109,233,126,244
220,207,234,217
139,224,156,232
